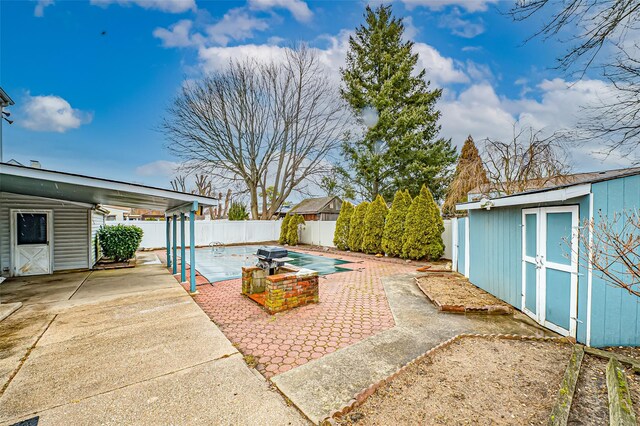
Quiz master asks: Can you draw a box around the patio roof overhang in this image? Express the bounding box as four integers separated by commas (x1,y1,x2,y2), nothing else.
0,162,217,212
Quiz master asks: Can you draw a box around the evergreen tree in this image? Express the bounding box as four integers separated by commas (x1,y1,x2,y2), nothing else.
339,4,457,201
402,185,444,260
348,201,369,252
442,135,488,217
361,195,389,254
333,201,355,250
228,202,249,220
382,190,412,257
287,214,305,246
279,214,291,244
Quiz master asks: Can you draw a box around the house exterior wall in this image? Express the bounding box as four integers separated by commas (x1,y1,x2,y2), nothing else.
0,192,91,276
589,175,640,347
90,209,105,267
467,195,590,344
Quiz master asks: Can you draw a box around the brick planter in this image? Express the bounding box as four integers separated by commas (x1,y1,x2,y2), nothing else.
242,266,319,314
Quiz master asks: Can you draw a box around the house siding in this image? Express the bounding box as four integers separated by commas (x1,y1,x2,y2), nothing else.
589,175,640,347
467,195,590,343
0,192,90,276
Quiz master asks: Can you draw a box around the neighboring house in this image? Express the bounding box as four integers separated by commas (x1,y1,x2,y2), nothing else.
102,205,131,221
289,196,343,221
453,167,640,347
0,162,217,283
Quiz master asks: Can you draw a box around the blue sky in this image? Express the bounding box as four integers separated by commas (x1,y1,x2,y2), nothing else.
0,0,625,190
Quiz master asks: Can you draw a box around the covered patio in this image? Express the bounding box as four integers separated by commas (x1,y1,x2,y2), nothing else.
0,162,215,292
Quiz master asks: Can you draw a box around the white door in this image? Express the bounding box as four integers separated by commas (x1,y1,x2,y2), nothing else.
12,210,53,276
522,206,579,337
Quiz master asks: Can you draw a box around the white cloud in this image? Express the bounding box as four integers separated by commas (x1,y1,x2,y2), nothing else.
90,0,196,13
413,42,469,85
135,160,180,177
198,43,290,73
205,8,269,46
153,19,194,47
248,0,312,22
34,0,54,17
20,94,93,133
439,8,485,38
401,0,499,13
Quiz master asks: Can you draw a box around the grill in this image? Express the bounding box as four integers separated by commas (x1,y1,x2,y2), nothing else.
255,246,292,274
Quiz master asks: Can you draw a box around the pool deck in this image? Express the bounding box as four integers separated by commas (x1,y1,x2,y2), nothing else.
0,253,307,425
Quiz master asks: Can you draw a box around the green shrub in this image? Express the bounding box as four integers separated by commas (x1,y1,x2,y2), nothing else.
382,190,412,257
402,185,444,260
97,224,143,262
348,201,369,252
279,214,291,244
333,201,354,250
361,195,388,254
287,214,305,246
228,202,249,220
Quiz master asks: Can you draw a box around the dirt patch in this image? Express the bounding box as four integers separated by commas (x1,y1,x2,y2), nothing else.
416,274,510,309
568,355,609,425
626,365,640,424
337,337,572,425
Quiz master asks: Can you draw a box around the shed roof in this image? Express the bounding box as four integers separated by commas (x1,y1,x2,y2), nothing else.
0,87,14,107
457,166,640,210
290,196,340,214
0,162,217,213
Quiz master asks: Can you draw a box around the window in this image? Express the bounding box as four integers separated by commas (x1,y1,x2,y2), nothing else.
17,213,47,245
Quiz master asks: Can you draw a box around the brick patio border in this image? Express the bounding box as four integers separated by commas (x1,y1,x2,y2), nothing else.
319,333,572,425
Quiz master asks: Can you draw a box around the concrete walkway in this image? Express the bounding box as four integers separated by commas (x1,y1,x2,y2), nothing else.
0,255,306,425
272,273,555,424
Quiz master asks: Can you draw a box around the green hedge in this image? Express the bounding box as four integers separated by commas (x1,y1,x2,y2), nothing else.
382,190,412,257
287,214,305,246
402,185,444,260
361,195,388,254
333,201,354,250
348,201,369,252
97,224,143,262
279,214,291,244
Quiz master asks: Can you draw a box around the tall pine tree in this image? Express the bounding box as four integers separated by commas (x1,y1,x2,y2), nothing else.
442,135,488,217
339,4,457,201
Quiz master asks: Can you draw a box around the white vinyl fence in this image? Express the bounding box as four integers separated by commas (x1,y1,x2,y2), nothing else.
110,218,452,259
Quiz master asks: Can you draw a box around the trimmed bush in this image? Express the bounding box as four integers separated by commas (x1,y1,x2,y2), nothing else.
228,202,249,220
97,224,143,262
333,201,355,250
287,214,305,246
382,190,412,257
279,214,291,244
348,201,369,252
361,195,389,254
402,185,444,260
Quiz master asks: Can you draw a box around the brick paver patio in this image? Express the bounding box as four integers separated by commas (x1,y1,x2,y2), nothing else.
159,247,416,378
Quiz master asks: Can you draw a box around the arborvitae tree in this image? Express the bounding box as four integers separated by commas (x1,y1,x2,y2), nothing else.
382,190,412,257
348,201,369,252
361,195,389,254
287,214,305,246
442,135,488,217
402,185,444,260
339,4,457,201
333,201,355,250
279,214,291,244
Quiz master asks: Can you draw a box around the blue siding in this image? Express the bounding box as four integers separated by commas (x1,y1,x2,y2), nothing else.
457,217,466,274
590,175,640,347
468,196,590,343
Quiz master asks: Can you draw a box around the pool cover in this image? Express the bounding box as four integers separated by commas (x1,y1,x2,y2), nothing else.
180,245,352,283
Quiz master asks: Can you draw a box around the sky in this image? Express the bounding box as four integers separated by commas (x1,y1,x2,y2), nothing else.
0,0,632,192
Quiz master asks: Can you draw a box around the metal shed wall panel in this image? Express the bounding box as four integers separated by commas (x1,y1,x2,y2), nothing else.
0,192,90,276
468,195,590,344
589,175,640,347
457,217,466,275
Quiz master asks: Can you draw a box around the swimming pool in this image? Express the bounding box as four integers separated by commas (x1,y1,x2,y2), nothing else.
179,245,352,283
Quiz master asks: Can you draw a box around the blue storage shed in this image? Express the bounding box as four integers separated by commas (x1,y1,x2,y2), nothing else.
454,168,640,347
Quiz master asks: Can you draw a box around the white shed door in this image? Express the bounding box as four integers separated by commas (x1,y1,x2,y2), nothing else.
13,211,53,276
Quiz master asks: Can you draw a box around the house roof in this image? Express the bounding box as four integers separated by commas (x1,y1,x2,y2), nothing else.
0,162,218,213
290,196,340,214
0,87,14,107
457,166,640,211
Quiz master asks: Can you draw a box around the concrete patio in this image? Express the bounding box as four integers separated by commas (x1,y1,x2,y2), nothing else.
0,253,306,425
